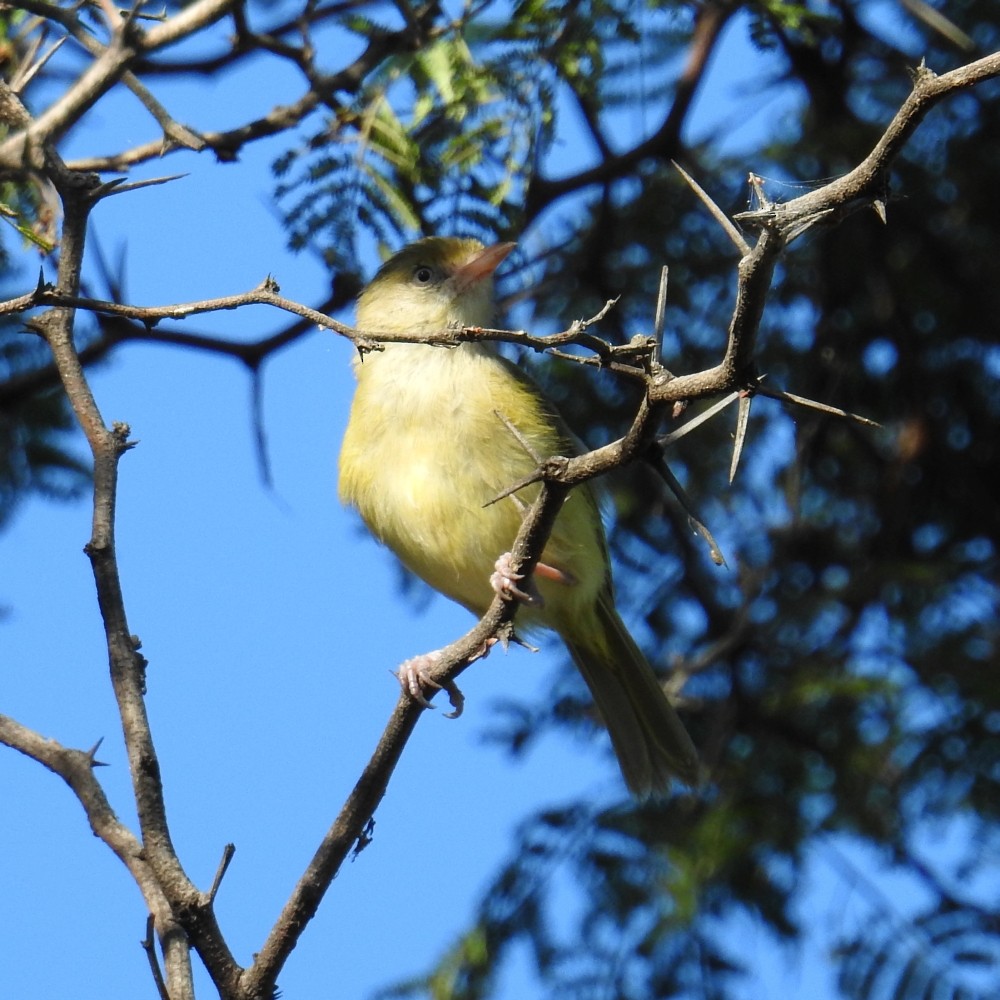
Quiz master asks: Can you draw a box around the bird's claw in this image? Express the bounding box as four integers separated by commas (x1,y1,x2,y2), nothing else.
490,551,543,606
396,652,465,718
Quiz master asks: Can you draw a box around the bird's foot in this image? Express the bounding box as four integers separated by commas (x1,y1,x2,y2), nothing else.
396,651,465,718
490,551,543,606
491,552,577,605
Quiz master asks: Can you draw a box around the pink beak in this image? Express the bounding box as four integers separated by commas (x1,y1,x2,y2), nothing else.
453,242,516,290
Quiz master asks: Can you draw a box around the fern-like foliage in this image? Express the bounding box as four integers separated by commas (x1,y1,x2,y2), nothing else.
273,0,722,279
374,802,750,1000
837,906,1000,1000
275,21,549,278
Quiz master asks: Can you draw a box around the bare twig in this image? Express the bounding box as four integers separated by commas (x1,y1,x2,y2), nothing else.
65,86,325,171
10,34,67,92
141,915,171,1000
2,280,354,338
8,77,236,1000
525,1,736,216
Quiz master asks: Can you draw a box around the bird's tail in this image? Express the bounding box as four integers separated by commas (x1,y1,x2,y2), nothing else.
561,597,700,798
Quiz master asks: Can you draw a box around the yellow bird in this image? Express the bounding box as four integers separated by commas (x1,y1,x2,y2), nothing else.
338,236,699,797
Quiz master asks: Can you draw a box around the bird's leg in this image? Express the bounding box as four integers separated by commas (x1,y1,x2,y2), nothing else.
490,552,576,605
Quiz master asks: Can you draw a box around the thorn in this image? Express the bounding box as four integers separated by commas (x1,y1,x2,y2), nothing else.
86,737,108,768
651,266,669,369
509,632,540,654
11,35,67,93
98,173,188,198
659,392,740,447
753,384,882,428
747,172,772,211
483,469,544,507
493,409,542,463
90,177,128,201
207,843,236,904
648,452,726,566
786,208,836,243
730,393,752,483
673,160,750,254
872,198,887,224
900,0,975,53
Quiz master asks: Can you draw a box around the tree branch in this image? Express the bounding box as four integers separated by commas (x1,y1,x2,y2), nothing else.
0,714,196,999
8,73,241,1000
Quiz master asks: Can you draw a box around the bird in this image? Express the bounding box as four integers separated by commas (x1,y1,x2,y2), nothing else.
338,236,699,797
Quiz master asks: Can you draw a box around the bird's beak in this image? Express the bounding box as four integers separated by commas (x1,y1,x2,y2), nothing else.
453,242,516,291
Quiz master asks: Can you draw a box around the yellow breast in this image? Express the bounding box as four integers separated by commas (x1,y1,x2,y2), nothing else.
338,342,608,629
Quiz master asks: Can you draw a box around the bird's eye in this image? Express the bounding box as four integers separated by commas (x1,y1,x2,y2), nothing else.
413,265,434,285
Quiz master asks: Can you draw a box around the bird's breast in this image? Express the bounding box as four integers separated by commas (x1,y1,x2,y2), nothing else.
338,343,607,622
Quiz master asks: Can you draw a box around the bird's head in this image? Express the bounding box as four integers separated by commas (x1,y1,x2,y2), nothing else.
356,237,515,335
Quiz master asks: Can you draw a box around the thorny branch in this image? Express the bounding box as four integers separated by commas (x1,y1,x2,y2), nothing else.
0,714,195,992
1,2,999,996
237,52,1000,993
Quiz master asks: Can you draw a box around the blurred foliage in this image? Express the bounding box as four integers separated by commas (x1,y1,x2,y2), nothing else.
0,325,89,525
4,0,1000,998
274,0,684,270
0,9,60,253
0,7,80,525
274,25,546,269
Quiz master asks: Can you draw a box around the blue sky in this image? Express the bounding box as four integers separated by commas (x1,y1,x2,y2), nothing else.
0,3,940,998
